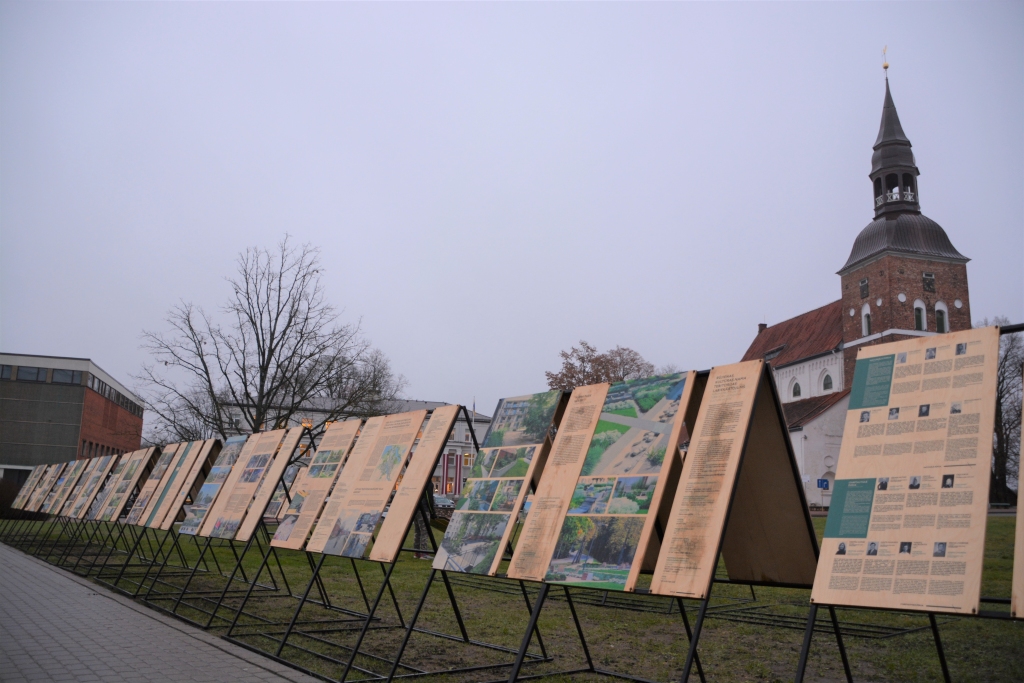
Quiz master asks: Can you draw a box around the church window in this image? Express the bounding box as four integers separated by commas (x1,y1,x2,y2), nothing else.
823,374,833,391
902,173,916,200
885,174,900,200
792,382,801,398
923,272,935,293
935,302,949,333
862,304,872,336
913,300,927,331
859,278,869,298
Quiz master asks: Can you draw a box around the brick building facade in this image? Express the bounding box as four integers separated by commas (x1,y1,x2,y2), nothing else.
0,354,144,487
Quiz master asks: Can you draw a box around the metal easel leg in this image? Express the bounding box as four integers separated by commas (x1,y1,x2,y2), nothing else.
827,605,853,683
508,582,549,683
562,586,595,673
171,536,213,616
275,553,327,658
225,541,276,637
929,613,952,683
794,603,817,683
679,594,711,683
386,568,438,682
339,559,400,682
676,598,706,683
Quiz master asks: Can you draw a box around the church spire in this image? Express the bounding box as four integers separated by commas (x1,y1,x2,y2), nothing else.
870,74,920,218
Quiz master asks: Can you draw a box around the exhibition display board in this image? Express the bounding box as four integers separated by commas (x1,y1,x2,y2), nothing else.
202,429,287,539
651,360,818,598
42,459,88,515
433,391,565,576
25,464,65,513
143,441,205,528
306,410,427,557
156,439,220,531
266,458,304,520
179,436,252,536
126,444,183,525
810,327,1000,615
271,419,362,550
235,427,304,542
67,455,119,520
10,464,47,510
371,404,461,562
94,448,159,522
60,458,103,517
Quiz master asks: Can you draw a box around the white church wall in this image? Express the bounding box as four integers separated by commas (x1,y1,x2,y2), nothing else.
772,351,844,404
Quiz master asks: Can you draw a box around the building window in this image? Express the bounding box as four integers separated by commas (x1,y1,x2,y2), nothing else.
823,374,833,391
922,272,935,293
462,452,474,468
16,366,47,382
861,303,872,336
859,278,869,299
792,382,801,398
935,302,949,333
913,299,927,331
0,365,10,380
52,369,83,385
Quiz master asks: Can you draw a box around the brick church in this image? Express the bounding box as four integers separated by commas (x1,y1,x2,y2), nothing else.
742,75,971,508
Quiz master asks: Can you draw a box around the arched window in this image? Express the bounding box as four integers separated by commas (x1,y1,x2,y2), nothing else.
823,374,833,391
935,301,949,333
862,303,872,336
902,173,915,200
792,382,801,398
885,173,900,200
913,299,927,331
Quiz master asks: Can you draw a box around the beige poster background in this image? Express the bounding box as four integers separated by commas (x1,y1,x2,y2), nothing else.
371,405,461,562
25,464,64,513
68,455,118,520
95,448,158,522
810,327,999,614
650,360,763,598
126,444,183,525
182,435,257,536
272,419,362,550
61,458,104,517
144,442,204,528
11,464,47,510
235,427,304,542
508,384,610,582
198,433,272,537
306,416,385,553
308,410,426,558
43,459,88,515
157,439,220,530
204,430,287,539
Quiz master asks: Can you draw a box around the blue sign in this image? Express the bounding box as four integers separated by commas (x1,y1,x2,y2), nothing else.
817,479,830,490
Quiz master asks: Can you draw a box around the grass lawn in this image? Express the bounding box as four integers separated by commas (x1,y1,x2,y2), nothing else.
4,514,1022,682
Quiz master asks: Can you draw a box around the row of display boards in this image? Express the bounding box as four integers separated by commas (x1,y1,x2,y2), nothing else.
3,325,1022,683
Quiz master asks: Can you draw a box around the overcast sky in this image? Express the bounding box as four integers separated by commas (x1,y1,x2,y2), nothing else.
1,2,1021,421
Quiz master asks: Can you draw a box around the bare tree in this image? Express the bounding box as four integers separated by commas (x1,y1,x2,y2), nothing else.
977,318,1023,503
545,341,656,391
138,236,404,443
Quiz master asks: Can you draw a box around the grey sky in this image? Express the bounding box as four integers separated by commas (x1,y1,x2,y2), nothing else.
1,2,1021,420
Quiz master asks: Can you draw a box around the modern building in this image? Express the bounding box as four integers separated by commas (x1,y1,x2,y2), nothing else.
741,75,972,508
0,353,144,487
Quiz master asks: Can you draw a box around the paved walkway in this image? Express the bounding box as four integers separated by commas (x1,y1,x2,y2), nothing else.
0,543,318,683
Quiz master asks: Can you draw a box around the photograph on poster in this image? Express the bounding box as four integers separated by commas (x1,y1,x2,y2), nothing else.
180,435,250,535
483,390,561,448
546,516,646,589
434,511,511,574
322,509,380,556
456,479,500,511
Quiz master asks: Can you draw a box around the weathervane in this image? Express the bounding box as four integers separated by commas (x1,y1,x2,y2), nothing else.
882,46,889,73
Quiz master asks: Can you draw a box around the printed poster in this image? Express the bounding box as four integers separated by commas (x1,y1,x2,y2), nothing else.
508,384,609,582
26,464,66,513
372,405,461,562
810,327,999,615
179,436,251,536
155,439,220,530
143,442,202,527
43,459,88,515
11,465,47,510
94,448,158,522
60,458,103,517
125,444,182,525
67,455,118,520
235,427,304,542
203,430,287,539
306,410,427,558
650,361,763,598
433,391,565,575
272,419,361,550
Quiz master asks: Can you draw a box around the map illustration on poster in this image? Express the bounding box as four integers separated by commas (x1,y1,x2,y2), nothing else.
810,327,999,615
433,392,564,576
179,436,249,535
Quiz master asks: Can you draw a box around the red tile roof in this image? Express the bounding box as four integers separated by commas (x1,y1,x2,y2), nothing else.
781,390,850,430
741,300,844,368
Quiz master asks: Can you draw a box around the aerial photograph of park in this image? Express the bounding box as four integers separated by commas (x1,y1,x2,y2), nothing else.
482,390,561,447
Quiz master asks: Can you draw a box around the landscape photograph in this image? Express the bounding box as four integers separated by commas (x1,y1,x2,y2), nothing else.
545,516,646,590
433,511,510,574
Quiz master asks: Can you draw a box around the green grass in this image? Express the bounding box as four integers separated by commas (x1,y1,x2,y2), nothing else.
3,514,1021,683
606,407,638,419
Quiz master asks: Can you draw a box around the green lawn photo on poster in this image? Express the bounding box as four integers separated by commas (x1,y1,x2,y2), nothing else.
545,516,645,590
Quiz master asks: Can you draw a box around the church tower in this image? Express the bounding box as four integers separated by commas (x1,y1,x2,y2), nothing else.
837,75,971,387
